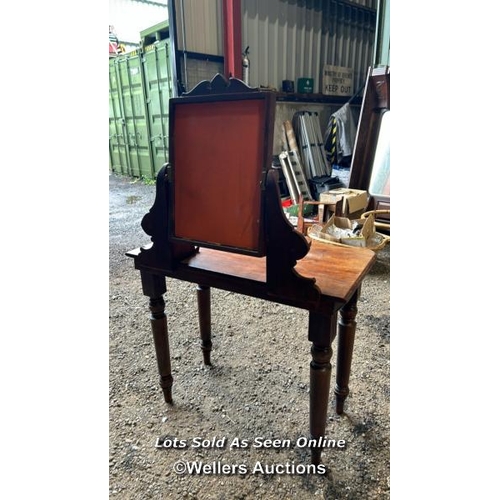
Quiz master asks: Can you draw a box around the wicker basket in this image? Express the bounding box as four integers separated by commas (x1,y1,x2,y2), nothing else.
361,209,390,231
307,213,390,252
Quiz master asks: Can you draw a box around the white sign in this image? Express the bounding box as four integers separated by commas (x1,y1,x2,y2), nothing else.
322,65,353,96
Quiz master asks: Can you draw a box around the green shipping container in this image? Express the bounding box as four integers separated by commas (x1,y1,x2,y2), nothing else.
109,59,129,175
109,36,173,179
142,40,174,176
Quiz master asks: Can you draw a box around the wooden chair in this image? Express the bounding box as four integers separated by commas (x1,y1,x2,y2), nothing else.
126,74,376,464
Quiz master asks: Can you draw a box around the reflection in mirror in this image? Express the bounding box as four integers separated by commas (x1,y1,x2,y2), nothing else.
368,110,390,198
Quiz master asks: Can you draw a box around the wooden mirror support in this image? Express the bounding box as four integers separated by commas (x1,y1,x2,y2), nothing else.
264,169,320,304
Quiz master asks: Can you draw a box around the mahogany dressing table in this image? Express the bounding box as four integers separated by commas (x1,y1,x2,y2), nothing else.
126,74,376,464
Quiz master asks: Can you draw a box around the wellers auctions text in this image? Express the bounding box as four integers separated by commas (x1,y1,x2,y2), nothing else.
174,460,327,476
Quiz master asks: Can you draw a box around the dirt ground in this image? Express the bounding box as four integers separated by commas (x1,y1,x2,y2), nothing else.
109,172,390,499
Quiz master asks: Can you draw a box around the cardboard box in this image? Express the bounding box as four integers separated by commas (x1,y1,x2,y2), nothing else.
318,188,368,220
322,65,353,96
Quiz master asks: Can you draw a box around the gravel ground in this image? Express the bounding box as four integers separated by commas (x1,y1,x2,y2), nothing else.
109,172,390,499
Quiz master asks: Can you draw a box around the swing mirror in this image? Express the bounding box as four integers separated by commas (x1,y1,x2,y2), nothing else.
168,90,276,257
368,109,390,200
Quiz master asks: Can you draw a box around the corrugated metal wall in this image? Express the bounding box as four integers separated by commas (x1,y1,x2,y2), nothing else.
175,0,224,55
172,0,225,93
374,0,390,66
241,0,377,93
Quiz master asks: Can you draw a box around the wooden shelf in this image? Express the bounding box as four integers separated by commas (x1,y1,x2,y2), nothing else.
275,92,362,106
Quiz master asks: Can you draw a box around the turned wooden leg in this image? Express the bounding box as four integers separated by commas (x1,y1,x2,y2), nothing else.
141,272,173,404
334,288,359,415
196,285,212,365
308,311,336,465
